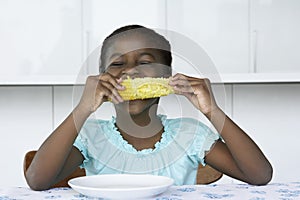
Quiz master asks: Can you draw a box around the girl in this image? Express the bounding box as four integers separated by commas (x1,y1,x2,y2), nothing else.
25,25,272,190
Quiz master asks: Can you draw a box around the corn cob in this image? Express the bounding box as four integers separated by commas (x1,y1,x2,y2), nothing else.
118,77,174,100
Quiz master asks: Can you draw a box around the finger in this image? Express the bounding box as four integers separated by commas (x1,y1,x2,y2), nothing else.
98,86,121,104
98,73,124,90
173,84,194,94
171,73,208,82
97,74,125,102
173,81,210,95
171,73,201,81
101,81,124,103
170,78,208,93
109,95,121,104
108,90,124,104
169,78,190,87
171,73,186,80
170,79,200,92
170,75,204,86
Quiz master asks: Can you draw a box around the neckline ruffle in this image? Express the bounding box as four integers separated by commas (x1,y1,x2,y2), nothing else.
104,115,174,154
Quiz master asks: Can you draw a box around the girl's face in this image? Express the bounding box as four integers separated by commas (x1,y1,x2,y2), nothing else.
103,33,171,79
103,33,171,116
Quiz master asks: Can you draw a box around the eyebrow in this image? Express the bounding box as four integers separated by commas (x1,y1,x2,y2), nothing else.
138,52,155,59
109,53,123,60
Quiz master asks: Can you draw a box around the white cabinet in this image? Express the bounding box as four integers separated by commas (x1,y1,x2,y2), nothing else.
167,0,300,76
1,0,300,84
0,0,82,78
0,0,166,83
166,0,250,74
233,84,300,182
53,86,74,127
251,0,300,73
0,86,52,186
82,0,167,75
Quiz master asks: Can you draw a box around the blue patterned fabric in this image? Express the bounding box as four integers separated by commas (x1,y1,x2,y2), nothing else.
73,115,220,185
1,182,300,199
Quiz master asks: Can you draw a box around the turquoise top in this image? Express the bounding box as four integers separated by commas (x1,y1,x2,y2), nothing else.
73,115,220,185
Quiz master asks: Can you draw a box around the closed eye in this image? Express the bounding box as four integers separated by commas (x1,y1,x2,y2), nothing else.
139,61,152,65
110,62,124,66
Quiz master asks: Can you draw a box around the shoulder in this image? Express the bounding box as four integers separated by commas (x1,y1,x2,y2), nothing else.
163,116,220,165
74,118,114,151
164,116,220,144
79,118,113,138
82,118,110,128
164,116,213,133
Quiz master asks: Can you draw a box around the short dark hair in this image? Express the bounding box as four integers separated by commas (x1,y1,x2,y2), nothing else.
99,25,172,73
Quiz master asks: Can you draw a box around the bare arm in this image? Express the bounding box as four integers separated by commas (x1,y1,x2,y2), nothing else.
169,73,273,185
25,74,124,190
25,106,91,190
205,109,273,185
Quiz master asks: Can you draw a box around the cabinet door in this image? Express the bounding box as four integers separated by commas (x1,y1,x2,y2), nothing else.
233,84,300,182
0,0,82,77
252,0,300,73
82,0,166,75
0,86,52,186
166,0,250,75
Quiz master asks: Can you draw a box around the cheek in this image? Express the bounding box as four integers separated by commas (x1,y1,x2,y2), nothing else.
115,101,142,115
106,68,123,77
140,64,171,78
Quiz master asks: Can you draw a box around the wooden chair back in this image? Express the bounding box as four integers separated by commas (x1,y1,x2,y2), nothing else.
24,150,222,187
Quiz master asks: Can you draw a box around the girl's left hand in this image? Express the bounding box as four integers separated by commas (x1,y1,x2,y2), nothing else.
169,73,219,116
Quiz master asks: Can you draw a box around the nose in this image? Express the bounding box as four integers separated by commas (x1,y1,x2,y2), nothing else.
121,63,139,78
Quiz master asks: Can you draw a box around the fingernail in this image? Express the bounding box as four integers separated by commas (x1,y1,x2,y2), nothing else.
118,85,125,90
118,97,124,103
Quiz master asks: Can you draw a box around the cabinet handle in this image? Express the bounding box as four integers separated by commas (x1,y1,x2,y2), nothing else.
253,30,258,73
84,30,90,75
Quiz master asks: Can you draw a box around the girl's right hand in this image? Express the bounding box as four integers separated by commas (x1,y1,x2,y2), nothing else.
77,73,125,113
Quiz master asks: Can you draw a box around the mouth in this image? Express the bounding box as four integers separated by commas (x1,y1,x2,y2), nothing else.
128,99,138,103
128,99,144,104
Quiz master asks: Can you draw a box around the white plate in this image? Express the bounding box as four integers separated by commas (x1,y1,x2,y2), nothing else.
68,174,174,199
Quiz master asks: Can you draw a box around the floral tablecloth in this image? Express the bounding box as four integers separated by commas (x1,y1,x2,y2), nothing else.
1,182,300,200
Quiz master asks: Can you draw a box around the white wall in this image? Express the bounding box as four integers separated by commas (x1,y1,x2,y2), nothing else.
0,83,299,186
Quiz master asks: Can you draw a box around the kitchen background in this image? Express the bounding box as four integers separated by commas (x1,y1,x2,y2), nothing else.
0,0,299,187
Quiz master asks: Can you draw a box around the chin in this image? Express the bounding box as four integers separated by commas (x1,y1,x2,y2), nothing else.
116,98,158,115
127,100,146,115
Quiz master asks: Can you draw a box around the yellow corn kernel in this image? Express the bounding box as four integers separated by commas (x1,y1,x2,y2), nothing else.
119,77,174,100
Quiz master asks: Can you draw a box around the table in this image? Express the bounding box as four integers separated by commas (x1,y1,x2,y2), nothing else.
1,182,300,200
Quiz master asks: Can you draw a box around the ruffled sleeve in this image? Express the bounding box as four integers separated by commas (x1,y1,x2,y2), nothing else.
73,135,88,168
185,119,220,166
73,119,101,168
